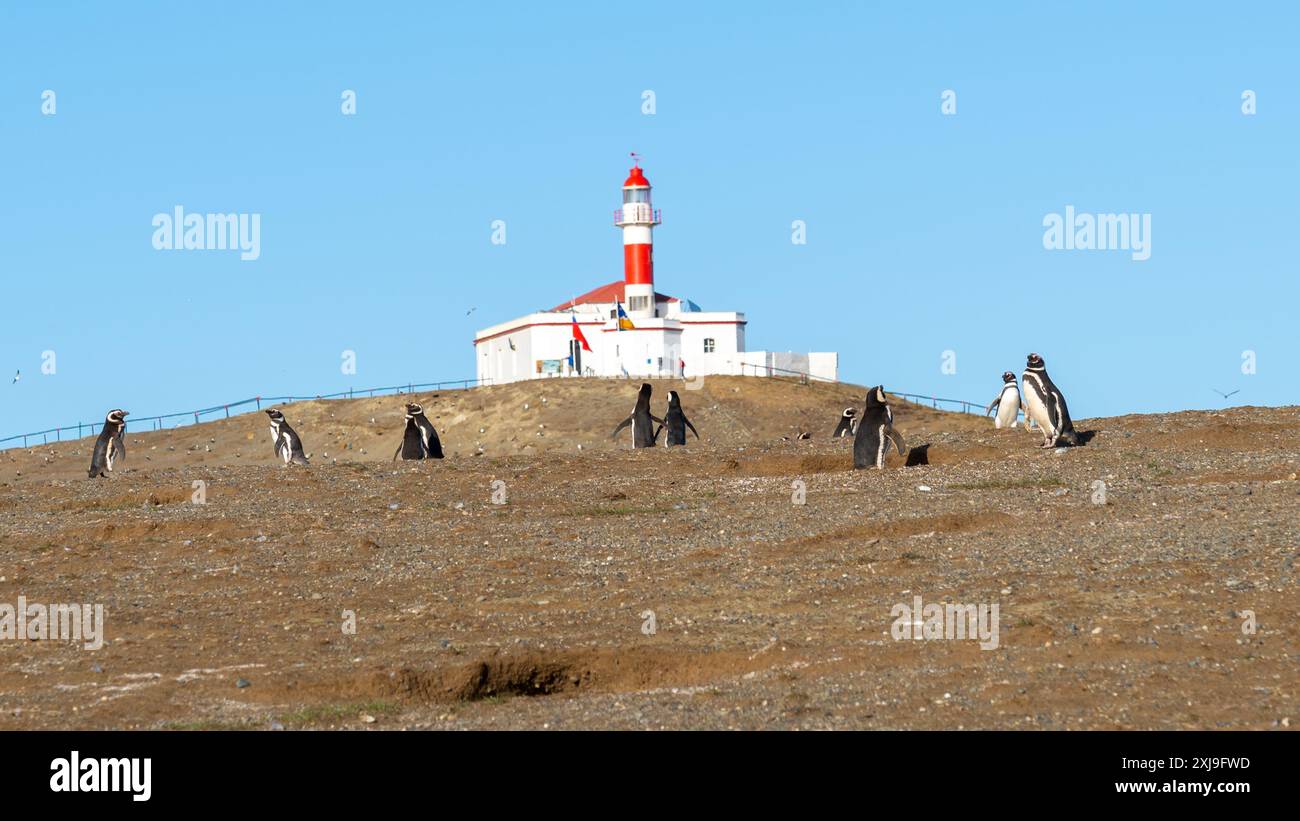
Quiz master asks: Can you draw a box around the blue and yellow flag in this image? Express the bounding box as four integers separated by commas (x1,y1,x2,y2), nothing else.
616,300,636,330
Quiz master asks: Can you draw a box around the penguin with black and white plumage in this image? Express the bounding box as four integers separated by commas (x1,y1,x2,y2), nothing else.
393,402,444,460
653,390,699,447
1020,353,1078,448
87,409,128,478
611,383,663,449
265,408,309,465
852,386,906,470
985,371,1022,429
831,407,858,438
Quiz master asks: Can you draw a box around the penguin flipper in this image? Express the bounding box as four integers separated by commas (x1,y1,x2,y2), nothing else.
427,433,444,459
985,397,999,416
114,431,126,463
886,426,906,456
611,416,632,439
1047,393,1063,432
685,417,699,439
651,425,663,442
393,444,403,462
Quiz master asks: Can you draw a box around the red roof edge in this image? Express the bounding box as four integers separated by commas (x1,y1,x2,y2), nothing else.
550,280,678,312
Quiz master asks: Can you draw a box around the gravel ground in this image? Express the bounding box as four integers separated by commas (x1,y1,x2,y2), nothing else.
0,387,1296,730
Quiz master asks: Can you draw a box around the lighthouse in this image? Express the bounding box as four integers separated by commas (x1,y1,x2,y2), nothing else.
472,156,838,386
615,156,661,319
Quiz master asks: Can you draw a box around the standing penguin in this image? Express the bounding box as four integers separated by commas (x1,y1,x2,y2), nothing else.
852,386,906,470
265,408,309,465
1020,353,1078,447
831,407,858,438
393,402,444,460
87,409,128,478
985,372,1022,429
611,383,664,449
653,390,699,446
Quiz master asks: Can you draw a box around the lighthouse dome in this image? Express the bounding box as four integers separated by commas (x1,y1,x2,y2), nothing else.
623,166,651,188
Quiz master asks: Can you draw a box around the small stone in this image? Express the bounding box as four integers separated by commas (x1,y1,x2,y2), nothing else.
917,485,932,492
236,678,251,689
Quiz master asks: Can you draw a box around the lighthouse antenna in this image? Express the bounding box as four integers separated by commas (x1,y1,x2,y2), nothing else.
630,151,641,167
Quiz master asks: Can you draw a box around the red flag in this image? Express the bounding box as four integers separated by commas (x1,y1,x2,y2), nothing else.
571,314,592,352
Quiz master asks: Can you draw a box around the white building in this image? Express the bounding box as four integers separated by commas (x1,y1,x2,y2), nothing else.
473,160,837,384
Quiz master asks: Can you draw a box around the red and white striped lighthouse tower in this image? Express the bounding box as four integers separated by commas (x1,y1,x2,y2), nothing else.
614,154,662,319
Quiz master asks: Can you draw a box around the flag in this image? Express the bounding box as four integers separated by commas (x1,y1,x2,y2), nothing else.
616,301,636,330
571,313,592,352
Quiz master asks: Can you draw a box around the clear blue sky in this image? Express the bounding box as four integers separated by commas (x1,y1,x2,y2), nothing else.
2,2,1296,438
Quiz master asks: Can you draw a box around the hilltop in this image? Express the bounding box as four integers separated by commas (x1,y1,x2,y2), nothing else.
1,376,986,483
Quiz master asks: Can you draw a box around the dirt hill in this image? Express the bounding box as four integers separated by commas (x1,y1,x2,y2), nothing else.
1,377,986,484
1,379,1296,731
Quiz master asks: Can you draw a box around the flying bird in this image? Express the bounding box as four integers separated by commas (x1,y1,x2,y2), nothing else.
466,307,476,316
10,370,18,384
1211,388,1240,399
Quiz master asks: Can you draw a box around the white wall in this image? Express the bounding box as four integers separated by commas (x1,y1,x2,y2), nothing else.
475,306,836,384
679,313,745,376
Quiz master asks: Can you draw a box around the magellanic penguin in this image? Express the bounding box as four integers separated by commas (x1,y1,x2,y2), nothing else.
87,409,128,478
985,372,1022,429
852,386,906,470
831,407,858,438
653,390,699,447
1020,353,1078,448
265,408,309,465
393,402,444,460
611,383,664,449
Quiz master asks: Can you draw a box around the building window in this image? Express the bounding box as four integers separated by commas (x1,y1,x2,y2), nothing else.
703,338,716,353
629,295,649,312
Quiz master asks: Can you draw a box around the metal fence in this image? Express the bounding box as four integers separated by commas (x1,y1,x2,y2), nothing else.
733,361,981,414
0,377,491,451
1,369,982,451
